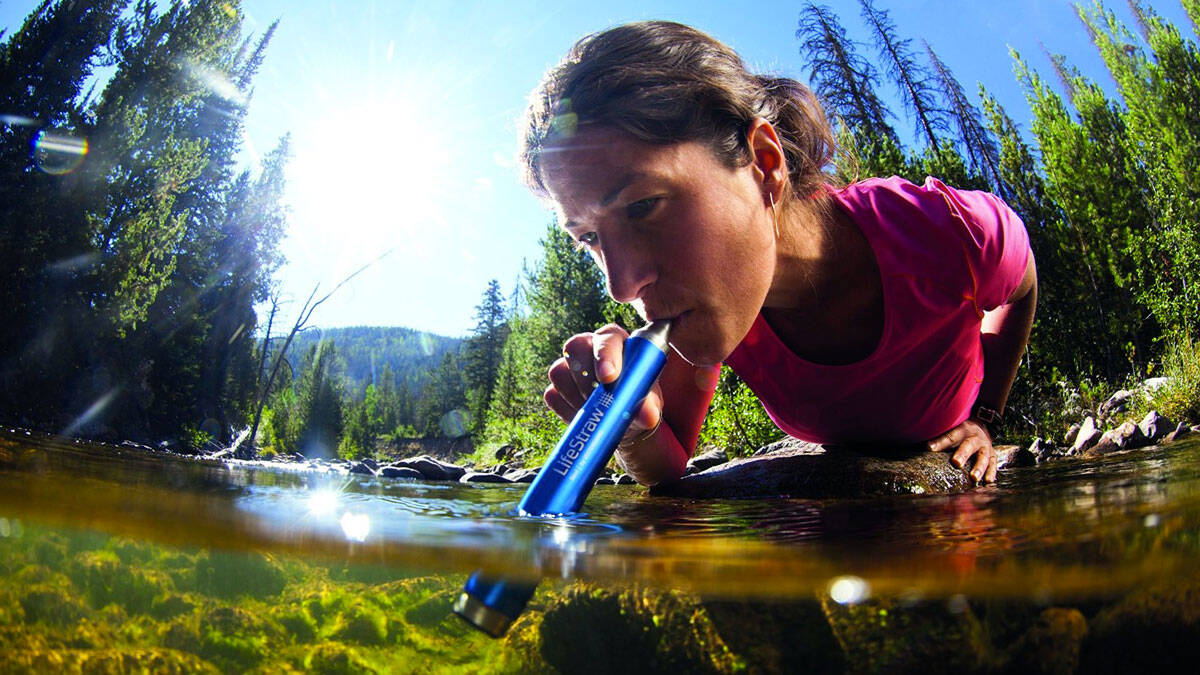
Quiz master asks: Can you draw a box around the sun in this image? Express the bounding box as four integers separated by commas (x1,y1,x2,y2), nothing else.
284,96,453,278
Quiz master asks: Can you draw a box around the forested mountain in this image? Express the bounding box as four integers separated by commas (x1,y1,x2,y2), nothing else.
287,326,460,393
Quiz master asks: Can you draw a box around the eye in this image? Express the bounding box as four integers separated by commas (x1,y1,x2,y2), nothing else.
625,197,661,220
573,231,598,251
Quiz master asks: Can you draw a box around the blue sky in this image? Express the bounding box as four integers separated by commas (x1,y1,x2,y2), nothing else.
2,1,1193,337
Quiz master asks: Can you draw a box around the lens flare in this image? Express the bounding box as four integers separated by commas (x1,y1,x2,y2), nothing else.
439,409,470,438
339,511,371,542
33,129,88,175
829,575,870,604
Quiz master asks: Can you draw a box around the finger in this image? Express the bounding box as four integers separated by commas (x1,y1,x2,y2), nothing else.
543,385,577,424
928,426,963,453
561,333,598,400
628,382,663,433
983,449,999,484
547,356,588,411
951,436,981,471
592,324,630,384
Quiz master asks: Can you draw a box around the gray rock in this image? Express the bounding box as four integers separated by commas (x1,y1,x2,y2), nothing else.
1099,389,1135,418
493,444,514,461
686,447,729,474
360,457,379,471
1027,437,1062,463
1164,422,1192,444
1088,421,1150,455
1071,416,1103,454
380,466,424,479
349,461,377,476
503,469,538,483
652,438,1022,499
1138,410,1173,443
594,476,616,485
1063,423,1081,448
615,473,637,485
1010,443,1037,467
460,471,513,484
393,455,466,481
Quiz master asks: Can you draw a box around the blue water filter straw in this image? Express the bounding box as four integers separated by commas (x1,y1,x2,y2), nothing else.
453,321,671,637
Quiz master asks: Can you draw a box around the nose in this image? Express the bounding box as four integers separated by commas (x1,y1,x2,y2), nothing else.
600,237,655,304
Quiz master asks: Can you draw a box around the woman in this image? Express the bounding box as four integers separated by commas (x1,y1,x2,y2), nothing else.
524,21,1037,487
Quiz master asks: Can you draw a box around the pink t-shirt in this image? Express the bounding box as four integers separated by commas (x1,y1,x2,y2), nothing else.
725,176,1031,444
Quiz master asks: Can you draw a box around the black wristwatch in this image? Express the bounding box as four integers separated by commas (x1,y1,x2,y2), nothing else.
971,404,1003,434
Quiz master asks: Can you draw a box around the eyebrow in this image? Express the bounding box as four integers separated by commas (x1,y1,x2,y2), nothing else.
564,172,646,230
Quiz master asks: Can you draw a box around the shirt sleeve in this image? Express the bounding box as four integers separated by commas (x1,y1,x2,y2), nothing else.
924,177,1031,312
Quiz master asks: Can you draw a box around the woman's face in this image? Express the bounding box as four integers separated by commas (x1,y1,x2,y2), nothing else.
540,126,776,366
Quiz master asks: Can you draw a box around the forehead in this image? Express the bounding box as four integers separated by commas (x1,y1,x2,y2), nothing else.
540,127,708,211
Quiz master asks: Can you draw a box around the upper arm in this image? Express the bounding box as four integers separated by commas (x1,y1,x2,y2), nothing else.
657,351,719,459
1005,251,1037,306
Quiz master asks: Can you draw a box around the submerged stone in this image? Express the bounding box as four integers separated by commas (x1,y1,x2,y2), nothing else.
1081,580,1200,672
1003,607,1087,675
653,439,1020,499
0,647,219,674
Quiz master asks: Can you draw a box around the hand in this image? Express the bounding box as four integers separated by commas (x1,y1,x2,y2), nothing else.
927,418,997,484
544,324,664,444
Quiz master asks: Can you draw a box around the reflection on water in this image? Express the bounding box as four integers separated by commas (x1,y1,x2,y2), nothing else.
3,428,1200,671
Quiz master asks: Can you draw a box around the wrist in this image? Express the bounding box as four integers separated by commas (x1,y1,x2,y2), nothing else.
970,403,1003,437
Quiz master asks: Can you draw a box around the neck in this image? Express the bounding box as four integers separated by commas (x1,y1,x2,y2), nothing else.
763,197,837,312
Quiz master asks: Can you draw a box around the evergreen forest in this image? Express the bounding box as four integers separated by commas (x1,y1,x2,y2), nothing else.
2,0,1199,463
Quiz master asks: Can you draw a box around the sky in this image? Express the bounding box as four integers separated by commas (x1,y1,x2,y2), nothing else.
1,1,1194,338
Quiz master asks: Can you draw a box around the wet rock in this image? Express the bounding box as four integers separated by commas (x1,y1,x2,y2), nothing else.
1081,580,1200,672
1003,607,1087,675
459,471,513,484
615,473,637,485
360,458,379,471
1087,421,1150,455
379,466,423,479
1071,417,1103,454
652,438,1022,499
536,584,740,674
394,455,466,481
503,469,538,483
349,461,377,476
1138,411,1173,443
594,476,615,485
821,594,992,673
686,447,729,475
1164,422,1192,444
1010,442,1038,467
703,598,844,673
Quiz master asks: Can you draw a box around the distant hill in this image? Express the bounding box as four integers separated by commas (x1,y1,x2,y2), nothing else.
286,326,462,393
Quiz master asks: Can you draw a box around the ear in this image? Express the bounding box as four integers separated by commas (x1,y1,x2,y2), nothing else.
746,118,787,204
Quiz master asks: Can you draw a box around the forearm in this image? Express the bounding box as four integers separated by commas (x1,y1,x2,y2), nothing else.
977,257,1037,415
615,422,690,486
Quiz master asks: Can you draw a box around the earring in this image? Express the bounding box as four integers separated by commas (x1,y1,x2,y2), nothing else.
768,192,780,240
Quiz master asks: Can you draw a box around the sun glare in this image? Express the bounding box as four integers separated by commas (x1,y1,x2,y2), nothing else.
286,97,452,279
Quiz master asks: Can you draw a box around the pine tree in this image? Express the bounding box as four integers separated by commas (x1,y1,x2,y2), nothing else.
925,43,1003,195
463,279,509,433
797,3,895,144
858,0,947,150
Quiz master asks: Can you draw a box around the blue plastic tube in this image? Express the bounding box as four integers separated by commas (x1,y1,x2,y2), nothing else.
454,321,670,637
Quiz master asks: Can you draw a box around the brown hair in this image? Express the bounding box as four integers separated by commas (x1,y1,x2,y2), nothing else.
520,21,835,201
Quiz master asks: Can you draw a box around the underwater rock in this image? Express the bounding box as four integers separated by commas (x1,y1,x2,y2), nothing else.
702,597,844,673
1080,580,1200,672
192,550,286,599
305,641,377,675
535,584,741,673
460,471,513,484
1003,607,1087,675
19,586,88,625
686,447,729,474
0,647,220,674
333,602,389,645
1138,411,1173,443
379,466,423,479
652,439,1021,499
820,594,992,673
1071,417,1103,454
